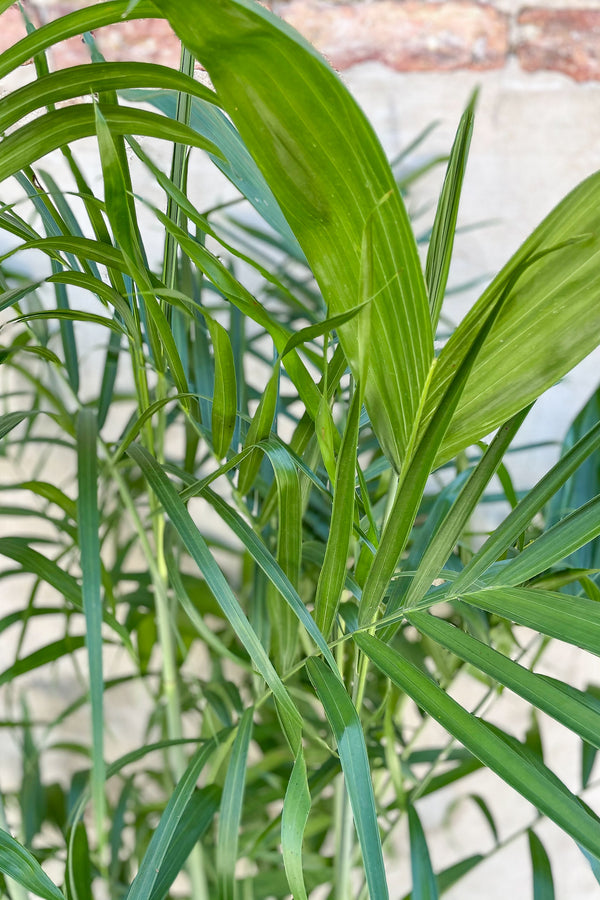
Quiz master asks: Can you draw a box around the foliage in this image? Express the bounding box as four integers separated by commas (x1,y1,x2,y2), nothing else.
0,1,599,898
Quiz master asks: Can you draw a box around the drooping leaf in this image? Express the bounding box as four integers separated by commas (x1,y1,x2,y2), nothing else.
0,828,65,900
355,632,600,862
424,176,600,464
151,0,433,473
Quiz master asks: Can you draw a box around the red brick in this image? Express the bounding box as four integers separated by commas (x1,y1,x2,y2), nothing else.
518,8,600,82
276,0,509,71
94,19,180,67
25,3,181,70
0,6,32,56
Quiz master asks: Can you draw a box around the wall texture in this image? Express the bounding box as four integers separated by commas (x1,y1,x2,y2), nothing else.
4,0,600,82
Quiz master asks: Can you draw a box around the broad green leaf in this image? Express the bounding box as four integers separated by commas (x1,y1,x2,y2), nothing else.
216,709,253,900
0,828,64,900
282,749,311,900
306,657,389,900
355,632,600,862
76,411,105,852
528,830,555,900
127,443,302,751
408,804,438,900
424,174,600,464
409,610,600,748
152,0,432,473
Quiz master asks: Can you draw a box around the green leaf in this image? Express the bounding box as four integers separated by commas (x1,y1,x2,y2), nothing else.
450,417,600,596
0,412,30,440
216,709,253,900
0,828,64,900
152,0,432,473
0,62,217,134
123,90,296,246
0,637,86,688
426,91,476,329
528,830,555,900
425,174,600,464
355,632,600,862
395,406,529,622
65,824,92,900
314,388,361,638
198,481,336,670
282,749,311,900
126,739,218,900
480,493,600,588
0,2,158,79
206,317,237,460
0,537,132,650
460,586,600,657
0,104,222,188
148,786,220,900
359,265,513,629
408,610,600,748
127,443,302,752
306,657,389,900
408,804,438,900
76,410,105,851
238,362,279,495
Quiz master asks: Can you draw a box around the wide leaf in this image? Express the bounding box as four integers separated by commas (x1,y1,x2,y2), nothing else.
151,0,432,473
423,174,600,464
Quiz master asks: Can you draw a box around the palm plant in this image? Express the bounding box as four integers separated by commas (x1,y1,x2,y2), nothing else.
1,1,600,898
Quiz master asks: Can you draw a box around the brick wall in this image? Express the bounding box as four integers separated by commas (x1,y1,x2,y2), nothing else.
3,0,600,82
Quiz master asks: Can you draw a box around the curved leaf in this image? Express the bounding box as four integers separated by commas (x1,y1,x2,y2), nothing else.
426,174,600,464
152,0,432,473
0,828,64,900
0,105,222,186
